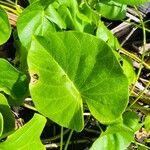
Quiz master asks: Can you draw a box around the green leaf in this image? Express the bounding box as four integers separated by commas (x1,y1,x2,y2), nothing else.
144,115,150,132
0,113,3,137
28,0,55,4
121,56,136,85
0,59,28,105
78,3,100,34
96,21,120,50
0,93,15,137
95,1,127,20
90,124,134,150
113,52,136,85
0,7,11,45
0,113,46,150
27,31,128,131
56,1,83,31
28,0,39,4
113,0,149,5
138,146,148,150
123,111,141,132
17,1,58,48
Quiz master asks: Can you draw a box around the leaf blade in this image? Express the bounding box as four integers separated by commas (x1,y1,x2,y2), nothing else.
0,93,15,137
27,31,128,131
0,7,11,45
0,59,28,105
90,124,134,150
0,114,46,150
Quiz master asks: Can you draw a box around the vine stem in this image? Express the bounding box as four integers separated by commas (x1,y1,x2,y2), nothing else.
43,129,70,143
0,0,23,15
134,141,150,149
0,0,16,8
128,6,147,95
120,48,150,69
129,79,150,108
23,103,37,111
0,4,20,15
60,127,63,150
64,130,73,150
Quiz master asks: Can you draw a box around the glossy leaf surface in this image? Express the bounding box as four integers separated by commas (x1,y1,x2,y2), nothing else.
0,93,15,137
0,114,46,150
0,7,11,45
90,124,134,150
28,31,128,131
0,59,28,105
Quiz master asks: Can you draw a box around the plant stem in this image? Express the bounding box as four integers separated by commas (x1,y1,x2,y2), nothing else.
134,141,150,149
45,138,97,149
42,129,70,143
0,4,20,15
84,128,100,134
60,127,63,150
129,6,147,95
23,103,37,111
120,48,150,69
64,130,73,150
122,19,150,33
0,0,16,8
129,79,150,108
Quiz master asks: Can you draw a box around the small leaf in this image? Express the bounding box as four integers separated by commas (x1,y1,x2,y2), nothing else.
0,7,11,45
0,93,15,137
17,1,57,48
90,124,134,150
27,31,128,131
95,1,127,20
138,146,148,150
0,114,46,150
144,115,150,132
57,2,83,31
0,113,3,137
113,52,136,85
121,56,136,85
0,59,28,105
123,111,141,132
45,4,66,29
96,21,120,50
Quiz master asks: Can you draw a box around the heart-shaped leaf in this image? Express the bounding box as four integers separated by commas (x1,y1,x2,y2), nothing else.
0,7,11,45
0,59,28,105
0,93,15,138
0,114,46,150
27,31,128,131
90,124,134,150
17,1,65,48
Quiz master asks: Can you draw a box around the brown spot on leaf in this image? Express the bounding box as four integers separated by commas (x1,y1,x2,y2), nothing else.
31,73,39,84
